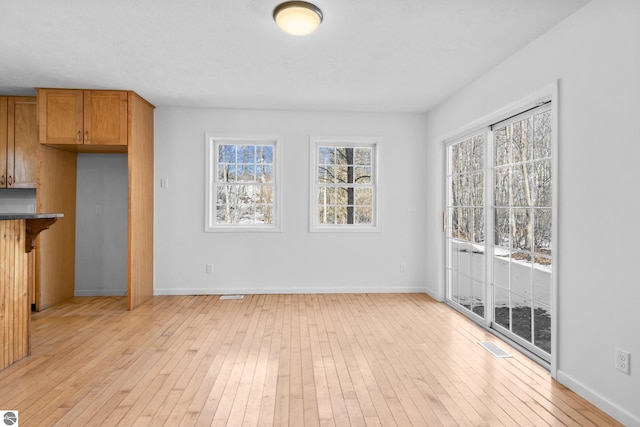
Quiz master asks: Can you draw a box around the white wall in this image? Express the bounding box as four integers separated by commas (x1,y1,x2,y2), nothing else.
0,188,35,213
155,108,428,295
75,154,128,296
424,0,640,424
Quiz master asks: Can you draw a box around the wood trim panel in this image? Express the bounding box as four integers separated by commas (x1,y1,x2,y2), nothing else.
127,92,155,309
36,145,77,310
0,220,30,371
39,144,127,154
28,251,35,306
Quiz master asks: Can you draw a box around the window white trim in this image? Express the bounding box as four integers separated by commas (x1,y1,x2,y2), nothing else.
438,84,556,143
309,136,381,233
205,134,282,232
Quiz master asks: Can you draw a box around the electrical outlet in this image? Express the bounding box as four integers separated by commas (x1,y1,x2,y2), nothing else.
205,264,214,274
400,263,406,274
616,348,630,375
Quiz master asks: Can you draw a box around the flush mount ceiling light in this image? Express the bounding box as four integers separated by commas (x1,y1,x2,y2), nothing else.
273,1,323,36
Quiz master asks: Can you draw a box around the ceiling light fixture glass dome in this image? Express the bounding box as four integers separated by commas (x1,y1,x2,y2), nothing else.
273,1,323,36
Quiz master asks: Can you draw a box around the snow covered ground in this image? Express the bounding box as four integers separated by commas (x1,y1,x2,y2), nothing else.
449,240,551,307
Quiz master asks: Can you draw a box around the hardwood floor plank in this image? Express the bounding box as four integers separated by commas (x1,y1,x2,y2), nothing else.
47,297,201,426
255,295,285,426
399,296,582,426
237,297,275,427
184,298,252,425
176,297,258,425
362,300,461,426
307,296,334,425
0,294,624,427
118,301,220,425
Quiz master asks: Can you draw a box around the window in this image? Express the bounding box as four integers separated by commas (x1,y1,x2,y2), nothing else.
205,135,280,232
310,137,380,232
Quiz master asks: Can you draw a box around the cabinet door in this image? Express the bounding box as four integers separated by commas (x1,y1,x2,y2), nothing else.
84,90,128,145
7,97,38,188
0,97,7,187
38,89,84,145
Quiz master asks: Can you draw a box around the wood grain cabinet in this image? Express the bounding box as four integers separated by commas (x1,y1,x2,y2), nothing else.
37,89,128,147
36,89,154,311
0,96,38,188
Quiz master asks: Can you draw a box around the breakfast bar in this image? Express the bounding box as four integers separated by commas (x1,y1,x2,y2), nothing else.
0,213,62,371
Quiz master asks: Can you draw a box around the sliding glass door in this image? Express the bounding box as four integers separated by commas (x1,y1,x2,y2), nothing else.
445,103,553,362
491,105,552,359
446,133,486,319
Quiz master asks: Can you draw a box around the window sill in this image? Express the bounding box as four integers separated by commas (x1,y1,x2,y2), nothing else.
205,225,282,233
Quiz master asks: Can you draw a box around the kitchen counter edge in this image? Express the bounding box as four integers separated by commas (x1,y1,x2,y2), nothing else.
0,213,64,220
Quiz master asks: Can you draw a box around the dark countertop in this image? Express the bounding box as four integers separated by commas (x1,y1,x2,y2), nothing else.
0,213,64,220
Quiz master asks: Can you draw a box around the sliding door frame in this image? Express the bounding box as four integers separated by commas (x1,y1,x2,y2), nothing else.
441,83,559,377
444,128,490,324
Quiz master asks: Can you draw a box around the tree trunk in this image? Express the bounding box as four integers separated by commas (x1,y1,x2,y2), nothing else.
346,148,354,224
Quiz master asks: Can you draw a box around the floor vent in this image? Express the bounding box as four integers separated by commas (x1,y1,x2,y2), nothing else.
479,341,512,358
219,295,244,300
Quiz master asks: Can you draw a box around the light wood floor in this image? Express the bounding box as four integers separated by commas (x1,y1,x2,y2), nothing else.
0,294,621,426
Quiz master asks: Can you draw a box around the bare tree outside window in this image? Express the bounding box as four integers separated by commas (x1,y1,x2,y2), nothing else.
493,111,552,265
315,142,376,228
216,144,274,225
206,135,279,232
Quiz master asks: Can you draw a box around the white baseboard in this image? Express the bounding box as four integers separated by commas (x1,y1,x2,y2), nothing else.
154,286,426,296
424,286,443,302
557,370,640,427
74,289,127,297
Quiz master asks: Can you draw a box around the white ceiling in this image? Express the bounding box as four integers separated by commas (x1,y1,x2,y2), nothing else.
0,0,589,113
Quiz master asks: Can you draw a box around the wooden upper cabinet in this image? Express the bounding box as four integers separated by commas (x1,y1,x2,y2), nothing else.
84,91,128,146
37,89,83,145
38,89,128,147
0,97,7,187
0,96,37,188
8,97,38,187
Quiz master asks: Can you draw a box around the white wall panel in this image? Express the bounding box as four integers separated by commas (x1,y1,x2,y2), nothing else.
425,0,640,424
75,154,128,296
154,109,428,295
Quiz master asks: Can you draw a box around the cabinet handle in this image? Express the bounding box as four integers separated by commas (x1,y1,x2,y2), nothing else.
84,131,89,142
8,176,12,186
0,175,4,185
77,131,81,141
